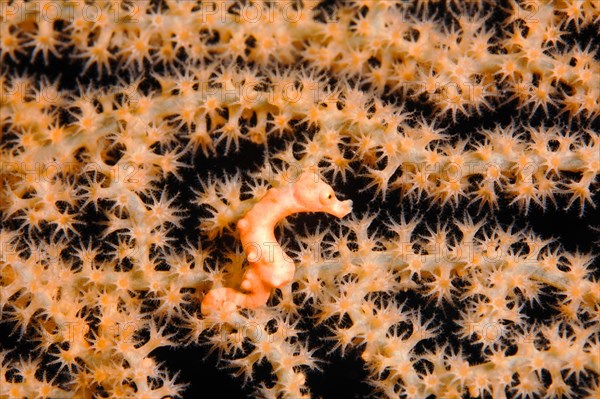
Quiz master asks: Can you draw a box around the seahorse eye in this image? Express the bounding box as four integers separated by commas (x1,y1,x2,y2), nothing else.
320,189,333,205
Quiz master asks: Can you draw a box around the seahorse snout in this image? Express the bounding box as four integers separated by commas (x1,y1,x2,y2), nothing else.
327,198,353,218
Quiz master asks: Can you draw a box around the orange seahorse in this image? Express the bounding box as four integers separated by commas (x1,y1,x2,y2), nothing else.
201,170,352,315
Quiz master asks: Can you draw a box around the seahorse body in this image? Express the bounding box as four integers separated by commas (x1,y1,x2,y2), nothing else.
201,171,352,314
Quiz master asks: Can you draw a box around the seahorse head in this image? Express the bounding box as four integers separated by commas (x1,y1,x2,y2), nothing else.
293,171,352,218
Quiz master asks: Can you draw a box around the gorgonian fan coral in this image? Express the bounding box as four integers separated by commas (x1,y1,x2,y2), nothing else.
0,1,599,398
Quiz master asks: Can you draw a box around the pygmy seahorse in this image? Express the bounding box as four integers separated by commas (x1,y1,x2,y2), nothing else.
201,170,352,315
